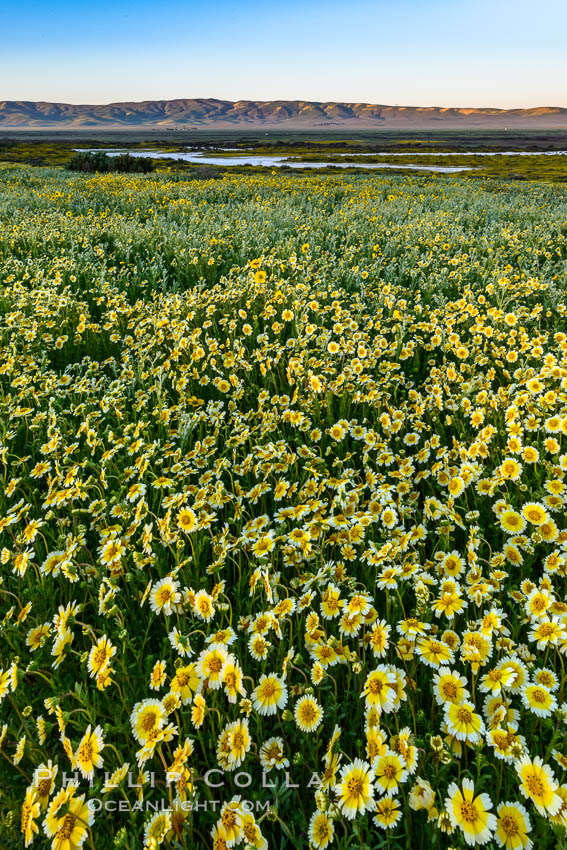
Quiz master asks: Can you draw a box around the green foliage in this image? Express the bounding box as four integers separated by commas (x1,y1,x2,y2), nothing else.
66,151,154,173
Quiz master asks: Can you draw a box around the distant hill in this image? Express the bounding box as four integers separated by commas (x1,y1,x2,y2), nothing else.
1,99,566,129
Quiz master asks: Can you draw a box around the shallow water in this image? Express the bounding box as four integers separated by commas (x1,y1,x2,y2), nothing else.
74,146,567,172
74,148,476,173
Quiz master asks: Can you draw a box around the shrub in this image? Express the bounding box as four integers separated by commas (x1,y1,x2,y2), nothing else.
66,151,154,173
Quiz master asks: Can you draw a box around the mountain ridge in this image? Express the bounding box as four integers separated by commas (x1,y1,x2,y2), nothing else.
1,98,566,128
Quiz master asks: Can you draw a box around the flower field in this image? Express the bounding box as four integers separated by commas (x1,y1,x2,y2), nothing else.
2,164,567,849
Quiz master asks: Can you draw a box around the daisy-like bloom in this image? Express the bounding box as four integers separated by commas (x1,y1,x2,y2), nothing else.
130,698,166,744
252,674,288,716
521,502,548,526
219,797,243,846
320,583,344,619
391,727,418,775
329,422,346,440
12,550,31,579
193,589,215,622
334,759,376,820
495,801,532,849
374,751,407,795
361,666,396,712
197,643,228,690
445,777,497,845
409,778,436,812
432,585,466,619
102,763,130,793
144,810,172,845
445,701,485,743
322,750,341,791
191,693,206,729
529,616,566,649
365,727,387,765
442,551,465,577
347,591,372,617
150,659,167,690
62,735,77,770
14,734,26,765
516,755,562,815
549,783,567,827
434,668,470,705
177,506,198,533
448,476,465,497
169,627,193,658
252,533,275,558
149,576,181,616
525,588,552,619
137,721,178,765
207,626,237,647
211,821,229,850
312,642,338,669
544,495,564,516
377,566,401,590
87,635,116,679
545,415,562,432
217,725,233,771
500,510,526,535
33,761,58,809
240,811,267,850
504,544,523,566
99,537,125,567
460,630,493,673
522,445,539,463
52,627,74,669
75,725,104,779
534,668,559,691
20,786,41,847
381,506,398,528
339,610,363,638
540,518,559,543
259,736,289,771
226,719,251,769
0,668,13,701
553,750,567,771
416,636,454,668
503,658,529,693
223,656,246,703
488,727,525,763
374,795,402,829
484,693,518,727
398,617,431,638
26,622,51,651
368,620,391,657
294,695,324,733
170,663,200,705
126,481,146,502
521,683,557,718
526,377,544,394
499,458,522,481
479,665,516,696
41,550,66,576
308,810,334,849
43,784,94,850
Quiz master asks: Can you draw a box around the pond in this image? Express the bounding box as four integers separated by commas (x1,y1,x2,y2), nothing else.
74,149,476,173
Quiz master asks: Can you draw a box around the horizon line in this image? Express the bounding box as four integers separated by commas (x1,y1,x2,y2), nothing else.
2,97,566,112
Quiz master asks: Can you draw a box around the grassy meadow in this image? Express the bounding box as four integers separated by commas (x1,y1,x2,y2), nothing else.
2,163,567,849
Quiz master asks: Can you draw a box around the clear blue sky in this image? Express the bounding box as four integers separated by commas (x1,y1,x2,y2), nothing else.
2,0,566,108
